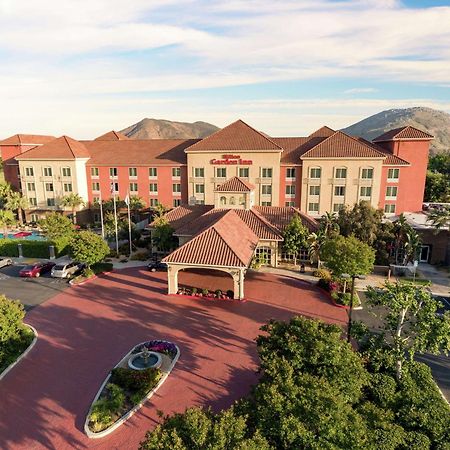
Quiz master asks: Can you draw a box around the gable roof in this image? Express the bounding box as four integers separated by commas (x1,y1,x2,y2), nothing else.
0,134,56,146
16,135,90,159
308,126,336,138
185,119,283,152
94,130,130,141
254,206,318,232
150,204,214,232
234,209,284,240
215,176,255,192
301,131,386,159
373,126,434,142
163,210,258,268
175,209,229,237
354,137,410,166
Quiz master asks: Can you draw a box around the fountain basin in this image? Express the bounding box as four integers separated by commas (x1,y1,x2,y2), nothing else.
128,351,162,370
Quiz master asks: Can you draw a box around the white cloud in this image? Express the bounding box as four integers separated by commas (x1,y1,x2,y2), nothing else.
344,88,378,94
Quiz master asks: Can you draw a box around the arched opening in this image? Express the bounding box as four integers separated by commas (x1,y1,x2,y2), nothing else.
229,196,236,205
220,196,227,206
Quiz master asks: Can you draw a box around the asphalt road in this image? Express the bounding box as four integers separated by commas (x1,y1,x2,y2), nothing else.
0,263,69,310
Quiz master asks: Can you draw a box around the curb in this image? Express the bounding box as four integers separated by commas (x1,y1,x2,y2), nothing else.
0,324,38,381
69,271,113,287
84,340,180,439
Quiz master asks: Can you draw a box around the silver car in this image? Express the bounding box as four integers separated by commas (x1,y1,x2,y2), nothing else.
0,257,13,269
51,261,84,278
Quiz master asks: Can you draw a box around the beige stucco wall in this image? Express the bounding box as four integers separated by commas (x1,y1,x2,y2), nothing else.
18,158,89,214
186,151,282,206
300,158,385,217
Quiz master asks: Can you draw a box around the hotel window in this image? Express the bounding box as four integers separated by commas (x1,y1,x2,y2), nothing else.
220,196,227,206
239,167,249,178
216,167,226,178
25,167,34,177
29,198,37,206
285,201,295,207
309,185,320,196
384,204,396,214
334,186,345,196
286,168,296,179
129,167,137,178
172,183,181,193
62,167,71,177
285,185,295,196
109,167,118,178
261,168,273,178
112,182,119,192
361,168,373,179
149,198,159,207
360,186,372,197
149,183,158,193
195,184,205,194
194,167,204,178
45,182,54,192
129,182,138,192
308,202,319,213
261,184,272,195
333,203,344,212
43,167,52,177
172,167,181,178
27,182,35,191
310,167,321,179
386,186,398,198
93,197,100,205
47,198,55,207
335,167,347,179
63,183,73,192
173,199,181,207
92,182,100,191
91,167,99,177
261,201,272,206
388,168,399,181
196,199,205,205
30,214,38,223
148,167,157,178
93,213,100,222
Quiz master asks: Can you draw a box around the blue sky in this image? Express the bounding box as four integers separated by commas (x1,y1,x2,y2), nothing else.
0,0,449,138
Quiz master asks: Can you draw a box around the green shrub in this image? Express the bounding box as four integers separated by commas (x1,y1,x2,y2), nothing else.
118,243,130,256
191,287,198,295
215,290,222,297
91,262,113,274
130,250,149,261
89,383,125,432
201,288,209,296
110,367,161,394
312,268,331,279
368,373,398,409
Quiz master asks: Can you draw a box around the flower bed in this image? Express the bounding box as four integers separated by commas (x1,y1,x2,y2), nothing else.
176,286,234,300
85,339,180,438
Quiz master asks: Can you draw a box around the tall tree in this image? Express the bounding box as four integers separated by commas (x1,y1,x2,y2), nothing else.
60,193,84,224
427,207,450,232
307,229,326,268
69,231,109,269
403,227,421,265
0,182,13,208
152,216,176,253
0,210,16,238
366,282,450,380
129,196,145,212
425,152,450,202
5,191,28,227
282,214,309,265
319,211,340,238
39,213,74,242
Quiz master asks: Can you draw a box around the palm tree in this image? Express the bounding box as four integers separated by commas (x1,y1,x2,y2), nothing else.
393,214,410,265
60,193,84,224
319,211,340,237
129,196,145,211
5,191,28,227
0,182,13,208
307,230,326,269
403,228,421,265
0,210,16,238
428,207,450,232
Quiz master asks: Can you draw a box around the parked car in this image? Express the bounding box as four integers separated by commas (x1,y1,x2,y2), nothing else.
19,261,55,278
0,257,13,269
51,261,85,278
147,261,167,272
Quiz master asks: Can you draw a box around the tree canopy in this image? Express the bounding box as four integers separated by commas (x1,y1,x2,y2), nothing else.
425,152,450,202
69,231,109,268
39,213,74,242
282,214,309,264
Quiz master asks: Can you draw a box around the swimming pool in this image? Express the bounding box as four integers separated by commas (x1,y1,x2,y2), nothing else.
0,231,46,241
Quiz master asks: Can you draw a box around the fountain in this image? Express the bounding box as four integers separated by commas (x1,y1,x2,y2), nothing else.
128,347,162,370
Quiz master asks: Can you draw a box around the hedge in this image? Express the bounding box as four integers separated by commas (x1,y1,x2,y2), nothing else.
0,238,69,258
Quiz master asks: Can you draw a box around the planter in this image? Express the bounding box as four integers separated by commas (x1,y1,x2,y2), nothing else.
0,324,38,381
84,340,180,439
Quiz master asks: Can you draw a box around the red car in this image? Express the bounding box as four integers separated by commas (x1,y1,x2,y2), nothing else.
19,261,56,278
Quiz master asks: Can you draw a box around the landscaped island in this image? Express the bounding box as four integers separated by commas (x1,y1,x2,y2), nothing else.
85,340,180,438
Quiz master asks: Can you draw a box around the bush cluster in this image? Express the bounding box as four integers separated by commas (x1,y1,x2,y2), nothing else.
110,367,161,398
0,239,67,258
312,268,331,279
89,383,125,432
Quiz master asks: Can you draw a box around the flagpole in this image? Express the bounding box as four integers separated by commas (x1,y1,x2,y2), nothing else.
126,192,132,257
99,188,105,240
111,182,119,254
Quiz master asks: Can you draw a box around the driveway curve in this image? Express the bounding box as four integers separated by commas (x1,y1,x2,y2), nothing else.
0,267,346,450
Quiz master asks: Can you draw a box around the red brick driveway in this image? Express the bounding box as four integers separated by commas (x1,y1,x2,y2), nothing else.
0,268,346,450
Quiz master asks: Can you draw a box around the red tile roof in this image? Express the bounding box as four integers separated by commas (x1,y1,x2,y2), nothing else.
373,126,434,142
163,210,258,268
175,209,229,237
151,204,213,231
186,119,283,152
16,136,90,159
0,134,56,146
301,131,386,159
215,176,255,192
254,206,318,232
308,126,336,138
275,136,325,164
354,137,410,166
85,139,199,166
234,209,284,240
94,131,130,141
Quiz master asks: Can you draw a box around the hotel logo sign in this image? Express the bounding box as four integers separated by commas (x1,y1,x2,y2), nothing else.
210,154,253,165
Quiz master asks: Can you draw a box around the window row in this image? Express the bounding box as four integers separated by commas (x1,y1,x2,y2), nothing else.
24,167,71,177
26,182,73,193
92,197,182,208
308,167,377,180
192,167,271,178
27,197,59,207
219,196,246,206
91,167,182,178
91,182,182,194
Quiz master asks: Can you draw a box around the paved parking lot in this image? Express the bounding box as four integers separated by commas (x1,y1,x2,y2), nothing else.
0,263,69,309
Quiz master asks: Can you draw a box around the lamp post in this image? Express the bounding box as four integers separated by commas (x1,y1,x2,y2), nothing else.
341,273,365,343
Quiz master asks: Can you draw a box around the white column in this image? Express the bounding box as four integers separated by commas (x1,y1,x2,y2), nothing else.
167,265,179,295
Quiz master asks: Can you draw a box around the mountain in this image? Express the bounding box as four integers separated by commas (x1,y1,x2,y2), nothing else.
121,118,219,140
342,107,450,155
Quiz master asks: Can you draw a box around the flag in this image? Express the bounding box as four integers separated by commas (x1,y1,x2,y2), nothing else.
110,182,114,194
124,193,130,206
